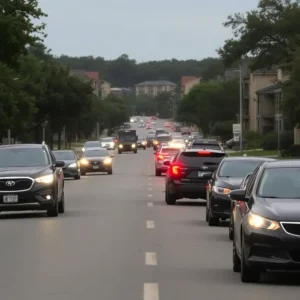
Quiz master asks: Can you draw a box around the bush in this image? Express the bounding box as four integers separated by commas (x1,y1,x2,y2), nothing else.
244,131,262,149
261,131,293,151
289,144,300,157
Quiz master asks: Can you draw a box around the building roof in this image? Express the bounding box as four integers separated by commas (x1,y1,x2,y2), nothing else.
256,83,281,94
85,71,99,81
181,76,198,86
135,80,176,86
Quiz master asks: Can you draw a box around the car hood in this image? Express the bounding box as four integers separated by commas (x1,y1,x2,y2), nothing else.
216,177,243,190
253,198,300,222
0,166,48,177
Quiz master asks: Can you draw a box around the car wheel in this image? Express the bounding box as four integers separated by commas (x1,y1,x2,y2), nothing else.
74,172,80,180
81,171,86,176
229,215,234,240
118,150,122,154
155,169,161,176
58,191,65,213
107,168,113,175
205,204,209,222
240,234,260,282
165,190,176,205
134,150,137,153
47,195,59,217
208,207,219,226
233,234,241,272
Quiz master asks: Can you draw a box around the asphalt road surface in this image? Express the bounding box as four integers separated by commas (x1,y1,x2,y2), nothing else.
0,118,299,300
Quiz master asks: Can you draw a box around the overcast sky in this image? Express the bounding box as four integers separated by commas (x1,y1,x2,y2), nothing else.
38,0,258,62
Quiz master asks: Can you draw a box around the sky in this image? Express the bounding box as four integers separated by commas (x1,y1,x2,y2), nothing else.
38,0,258,62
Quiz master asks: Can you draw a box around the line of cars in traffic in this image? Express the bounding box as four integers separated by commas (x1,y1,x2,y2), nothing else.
153,137,300,283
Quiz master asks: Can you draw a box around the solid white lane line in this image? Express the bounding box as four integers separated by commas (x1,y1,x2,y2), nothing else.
147,202,153,207
147,194,153,197
147,220,155,228
144,283,159,300
145,252,157,265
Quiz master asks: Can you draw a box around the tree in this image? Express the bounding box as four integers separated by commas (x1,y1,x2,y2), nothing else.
177,81,239,134
0,0,47,68
210,121,235,142
217,0,300,70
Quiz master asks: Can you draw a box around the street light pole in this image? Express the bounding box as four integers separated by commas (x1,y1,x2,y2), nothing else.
41,120,48,143
239,65,243,152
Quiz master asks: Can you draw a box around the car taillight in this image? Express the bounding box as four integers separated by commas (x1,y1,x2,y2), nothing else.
170,165,181,176
157,155,164,160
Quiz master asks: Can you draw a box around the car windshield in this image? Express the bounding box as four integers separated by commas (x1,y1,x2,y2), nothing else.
83,149,108,157
138,137,144,141
102,138,113,142
157,136,171,142
53,151,75,160
219,160,264,177
257,167,300,198
85,141,101,147
119,136,136,142
0,148,49,167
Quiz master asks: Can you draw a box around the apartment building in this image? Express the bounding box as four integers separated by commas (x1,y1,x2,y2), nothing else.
111,87,132,97
100,81,111,99
180,76,201,96
135,80,176,97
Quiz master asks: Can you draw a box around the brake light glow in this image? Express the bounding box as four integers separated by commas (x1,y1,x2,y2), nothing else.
157,155,164,160
171,165,180,175
198,150,211,155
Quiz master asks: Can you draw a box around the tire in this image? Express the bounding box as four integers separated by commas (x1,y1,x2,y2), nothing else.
240,234,260,282
134,150,137,153
165,190,176,205
205,205,209,222
229,215,233,240
47,196,58,217
118,150,122,154
208,207,219,226
74,172,80,180
58,191,65,213
81,171,86,176
107,168,113,175
144,147,146,150
233,235,241,272
155,169,161,176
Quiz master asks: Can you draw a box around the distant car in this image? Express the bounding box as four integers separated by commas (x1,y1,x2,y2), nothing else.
173,126,181,132
165,149,226,204
165,122,170,127
82,141,102,153
80,148,114,175
189,139,224,152
152,121,156,125
146,131,156,147
155,128,168,137
154,146,180,176
53,150,81,180
137,137,147,149
146,124,152,129
151,116,157,120
230,160,300,282
181,127,191,135
101,137,116,150
153,134,172,150
206,156,275,227
169,138,186,150
0,144,65,216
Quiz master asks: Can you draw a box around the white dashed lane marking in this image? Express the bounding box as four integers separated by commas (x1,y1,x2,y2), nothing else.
144,283,159,300
147,194,153,197
147,202,153,207
145,252,157,265
146,220,155,228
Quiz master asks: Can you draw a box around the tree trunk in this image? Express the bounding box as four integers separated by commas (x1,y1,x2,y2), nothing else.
58,131,61,149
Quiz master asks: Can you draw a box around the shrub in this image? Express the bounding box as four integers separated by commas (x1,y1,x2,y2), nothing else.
261,131,293,151
244,131,262,149
289,144,300,157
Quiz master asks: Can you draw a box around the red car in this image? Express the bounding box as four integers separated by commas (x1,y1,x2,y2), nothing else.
146,125,152,129
165,122,170,127
151,116,157,120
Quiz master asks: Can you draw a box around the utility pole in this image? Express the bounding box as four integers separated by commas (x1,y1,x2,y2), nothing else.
96,122,100,140
63,126,66,149
7,129,10,144
239,65,243,152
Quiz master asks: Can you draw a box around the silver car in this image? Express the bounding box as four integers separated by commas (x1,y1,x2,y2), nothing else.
154,146,180,176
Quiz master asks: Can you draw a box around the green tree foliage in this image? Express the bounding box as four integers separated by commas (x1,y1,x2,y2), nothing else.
210,121,235,142
55,55,225,87
177,81,239,134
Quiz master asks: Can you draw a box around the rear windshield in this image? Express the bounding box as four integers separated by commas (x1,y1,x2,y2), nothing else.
157,136,171,141
191,143,221,150
119,136,136,142
179,151,225,164
85,141,101,147
156,130,166,135
161,148,179,154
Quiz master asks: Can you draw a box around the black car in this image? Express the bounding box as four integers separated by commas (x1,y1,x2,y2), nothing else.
53,150,81,180
230,160,300,282
165,149,226,205
137,137,147,149
153,134,172,150
80,148,114,175
146,132,155,147
206,157,275,227
0,144,65,217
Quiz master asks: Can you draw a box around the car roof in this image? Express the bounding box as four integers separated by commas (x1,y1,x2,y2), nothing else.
0,144,44,149
265,160,300,168
222,156,276,162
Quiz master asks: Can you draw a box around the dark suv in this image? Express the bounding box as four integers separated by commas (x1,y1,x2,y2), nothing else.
165,149,226,205
0,144,65,217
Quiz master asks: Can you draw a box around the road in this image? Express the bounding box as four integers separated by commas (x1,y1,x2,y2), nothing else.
0,118,299,300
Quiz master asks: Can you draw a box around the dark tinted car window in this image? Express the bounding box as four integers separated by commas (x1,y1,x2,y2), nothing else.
157,136,172,142
85,141,101,147
83,149,109,157
179,151,225,165
53,151,76,160
191,143,221,150
219,160,265,177
257,167,300,198
0,148,49,167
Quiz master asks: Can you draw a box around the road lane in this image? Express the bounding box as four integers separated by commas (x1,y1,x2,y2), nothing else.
0,118,298,300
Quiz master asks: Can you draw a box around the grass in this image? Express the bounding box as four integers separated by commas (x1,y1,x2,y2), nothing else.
228,150,279,157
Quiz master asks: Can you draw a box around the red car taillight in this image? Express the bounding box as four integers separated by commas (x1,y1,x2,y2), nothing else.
157,155,164,160
171,165,180,175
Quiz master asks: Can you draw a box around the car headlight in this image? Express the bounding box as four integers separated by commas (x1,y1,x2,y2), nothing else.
36,174,54,183
103,158,112,164
153,140,158,145
132,144,136,148
247,212,280,230
80,159,89,165
142,141,146,145
82,147,85,152
69,163,77,168
213,186,231,194
119,144,123,148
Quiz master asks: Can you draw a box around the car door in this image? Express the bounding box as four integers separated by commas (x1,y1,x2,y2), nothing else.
50,150,63,198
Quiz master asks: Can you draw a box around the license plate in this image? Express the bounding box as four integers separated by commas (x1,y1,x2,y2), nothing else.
93,166,99,169
198,172,206,177
3,195,18,203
